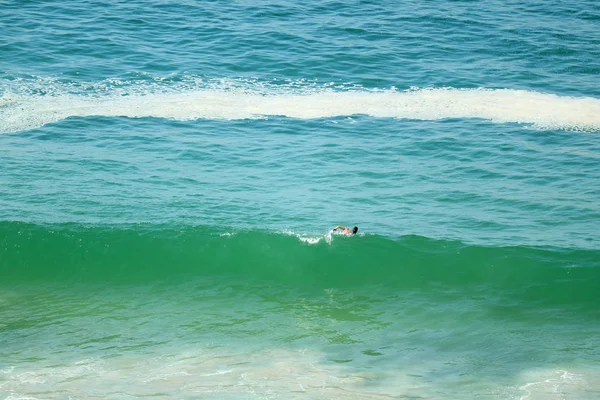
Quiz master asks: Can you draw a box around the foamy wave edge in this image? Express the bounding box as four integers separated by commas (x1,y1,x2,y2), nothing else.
2,77,600,133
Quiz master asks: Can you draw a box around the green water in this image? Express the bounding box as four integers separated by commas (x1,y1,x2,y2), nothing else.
2,222,599,398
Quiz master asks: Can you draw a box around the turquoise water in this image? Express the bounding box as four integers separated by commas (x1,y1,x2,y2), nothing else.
1,1,600,398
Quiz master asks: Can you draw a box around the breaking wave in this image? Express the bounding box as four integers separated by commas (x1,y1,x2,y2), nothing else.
2,77,600,133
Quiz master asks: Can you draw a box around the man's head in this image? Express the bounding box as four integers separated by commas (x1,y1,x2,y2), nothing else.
352,226,358,234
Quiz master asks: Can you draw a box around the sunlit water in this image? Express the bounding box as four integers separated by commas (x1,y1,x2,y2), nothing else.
1,0,600,398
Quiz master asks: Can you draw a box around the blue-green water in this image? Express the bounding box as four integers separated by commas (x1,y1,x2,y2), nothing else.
1,1,600,398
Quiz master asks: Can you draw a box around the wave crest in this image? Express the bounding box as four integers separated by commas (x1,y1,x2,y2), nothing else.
1,222,598,312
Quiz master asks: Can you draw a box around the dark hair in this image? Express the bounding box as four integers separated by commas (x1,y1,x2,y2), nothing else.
352,226,358,234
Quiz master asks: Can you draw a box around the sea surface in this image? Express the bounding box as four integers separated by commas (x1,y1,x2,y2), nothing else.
1,1,600,399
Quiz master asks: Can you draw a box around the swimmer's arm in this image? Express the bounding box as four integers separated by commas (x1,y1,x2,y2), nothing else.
334,225,346,231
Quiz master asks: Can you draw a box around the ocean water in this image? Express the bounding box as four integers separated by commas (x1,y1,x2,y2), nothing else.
1,0,600,399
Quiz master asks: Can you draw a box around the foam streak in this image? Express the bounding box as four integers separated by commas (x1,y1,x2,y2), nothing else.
2,85,600,133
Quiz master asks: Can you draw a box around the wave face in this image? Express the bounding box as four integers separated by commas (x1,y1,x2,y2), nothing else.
2,222,598,309
2,78,600,134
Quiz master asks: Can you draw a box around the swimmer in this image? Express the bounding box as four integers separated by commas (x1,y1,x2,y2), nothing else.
333,225,358,235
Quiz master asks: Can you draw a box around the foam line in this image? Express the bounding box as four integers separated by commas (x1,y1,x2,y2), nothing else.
1,82,599,133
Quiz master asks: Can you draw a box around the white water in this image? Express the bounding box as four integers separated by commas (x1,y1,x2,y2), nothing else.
2,79,600,133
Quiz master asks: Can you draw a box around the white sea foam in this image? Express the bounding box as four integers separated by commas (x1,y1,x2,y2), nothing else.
283,229,333,245
518,368,591,400
1,78,600,133
219,232,237,237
